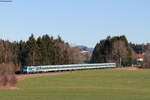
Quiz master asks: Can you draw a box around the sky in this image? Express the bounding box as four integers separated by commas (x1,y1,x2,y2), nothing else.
0,0,150,47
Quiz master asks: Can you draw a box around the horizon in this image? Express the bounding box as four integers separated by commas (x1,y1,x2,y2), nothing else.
0,33,147,48
0,0,150,47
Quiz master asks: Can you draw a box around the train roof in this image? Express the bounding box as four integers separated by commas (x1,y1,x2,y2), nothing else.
23,63,116,68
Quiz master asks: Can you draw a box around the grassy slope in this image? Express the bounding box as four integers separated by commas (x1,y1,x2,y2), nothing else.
1,69,150,100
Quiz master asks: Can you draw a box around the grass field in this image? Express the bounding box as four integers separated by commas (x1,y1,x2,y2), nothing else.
1,69,150,100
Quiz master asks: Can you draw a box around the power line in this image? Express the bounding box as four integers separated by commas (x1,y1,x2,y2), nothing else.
0,0,12,2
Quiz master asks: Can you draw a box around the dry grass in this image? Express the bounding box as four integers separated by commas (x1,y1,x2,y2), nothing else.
112,67,141,71
16,72,69,81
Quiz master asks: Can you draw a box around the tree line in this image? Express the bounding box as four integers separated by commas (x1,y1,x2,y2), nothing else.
91,35,150,67
129,43,147,54
0,34,85,70
91,35,135,66
0,34,149,69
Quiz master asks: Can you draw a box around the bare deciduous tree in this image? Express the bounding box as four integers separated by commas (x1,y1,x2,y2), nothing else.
112,40,130,66
0,63,17,87
69,47,85,64
0,40,12,63
143,44,150,68
55,42,85,64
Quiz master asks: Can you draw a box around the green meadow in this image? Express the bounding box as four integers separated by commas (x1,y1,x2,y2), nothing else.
1,69,150,100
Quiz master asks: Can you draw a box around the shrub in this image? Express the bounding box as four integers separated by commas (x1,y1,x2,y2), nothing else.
0,63,17,87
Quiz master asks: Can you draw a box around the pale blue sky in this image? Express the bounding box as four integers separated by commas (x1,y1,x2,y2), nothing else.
0,0,150,47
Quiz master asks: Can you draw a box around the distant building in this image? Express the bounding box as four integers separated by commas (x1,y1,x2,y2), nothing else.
136,54,144,62
80,50,89,54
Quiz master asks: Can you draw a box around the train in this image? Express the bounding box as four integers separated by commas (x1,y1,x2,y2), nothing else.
21,63,116,74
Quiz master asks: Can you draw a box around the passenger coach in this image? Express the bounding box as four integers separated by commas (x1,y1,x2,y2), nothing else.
22,63,116,74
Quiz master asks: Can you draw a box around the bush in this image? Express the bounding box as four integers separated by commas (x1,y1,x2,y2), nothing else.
0,63,17,87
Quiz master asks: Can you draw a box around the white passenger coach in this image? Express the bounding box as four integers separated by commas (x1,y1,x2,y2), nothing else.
22,63,116,74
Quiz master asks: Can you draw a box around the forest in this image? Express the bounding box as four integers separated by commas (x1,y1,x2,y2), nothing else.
91,35,149,67
0,34,88,70
0,34,148,68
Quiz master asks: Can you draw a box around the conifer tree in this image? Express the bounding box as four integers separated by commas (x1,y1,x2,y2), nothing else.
91,35,134,67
